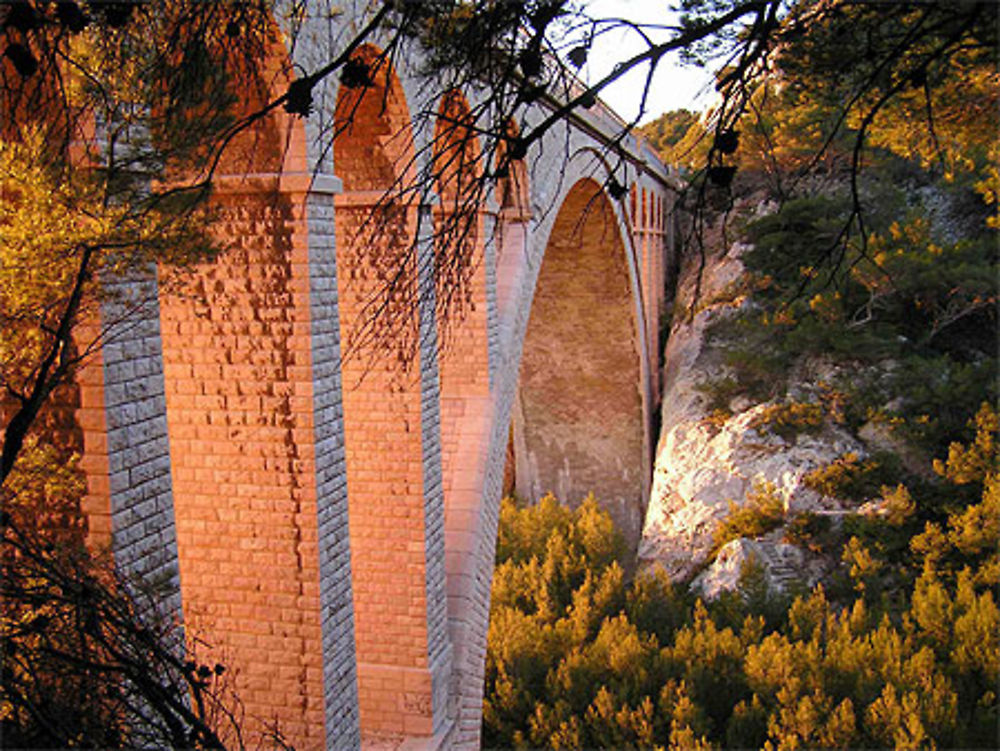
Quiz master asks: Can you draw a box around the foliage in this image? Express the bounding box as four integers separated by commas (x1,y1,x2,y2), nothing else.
782,511,832,554
0,459,266,748
706,187,996,457
640,108,700,165
776,1,998,199
802,452,901,505
1,2,281,744
747,400,823,441
682,0,996,467
484,495,681,748
711,480,785,553
683,1,997,199
933,402,998,486
485,467,998,748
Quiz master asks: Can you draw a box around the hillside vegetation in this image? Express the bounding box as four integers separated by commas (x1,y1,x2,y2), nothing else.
485,413,997,748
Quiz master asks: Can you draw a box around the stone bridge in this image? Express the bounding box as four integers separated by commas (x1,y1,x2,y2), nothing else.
59,6,677,750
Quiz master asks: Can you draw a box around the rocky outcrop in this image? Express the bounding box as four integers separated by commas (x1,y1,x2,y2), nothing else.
638,217,866,592
638,158,987,601
691,533,824,600
639,400,862,584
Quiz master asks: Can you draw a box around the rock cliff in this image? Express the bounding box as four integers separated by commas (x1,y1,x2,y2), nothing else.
638,207,864,593
636,158,993,599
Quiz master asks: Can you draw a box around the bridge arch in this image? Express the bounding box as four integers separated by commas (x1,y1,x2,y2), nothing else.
432,89,485,350
431,90,491,584
333,45,414,194
29,8,676,745
440,147,663,746
492,120,533,350
512,173,649,549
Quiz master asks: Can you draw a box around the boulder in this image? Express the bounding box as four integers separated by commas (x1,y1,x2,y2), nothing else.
638,399,862,581
691,533,828,601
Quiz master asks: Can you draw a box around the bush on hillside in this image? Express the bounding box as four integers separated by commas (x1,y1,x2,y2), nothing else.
484,410,998,748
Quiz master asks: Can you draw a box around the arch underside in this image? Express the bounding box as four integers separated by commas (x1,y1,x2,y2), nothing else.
514,178,646,549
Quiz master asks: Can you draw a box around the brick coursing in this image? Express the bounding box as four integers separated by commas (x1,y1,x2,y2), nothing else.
418,215,453,735
159,190,328,748
47,11,678,748
483,220,500,393
305,188,362,750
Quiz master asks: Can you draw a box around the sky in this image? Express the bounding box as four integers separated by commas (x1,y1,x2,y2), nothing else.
568,0,718,124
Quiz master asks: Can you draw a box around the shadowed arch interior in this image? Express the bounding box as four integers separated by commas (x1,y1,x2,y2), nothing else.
493,119,531,336
432,90,490,525
514,178,645,548
333,44,420,367
334,45,412,192
433,89,483,343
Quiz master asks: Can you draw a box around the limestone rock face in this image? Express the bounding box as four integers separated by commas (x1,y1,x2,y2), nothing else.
691,534,818,600
639,402,861,583
638,229,866,590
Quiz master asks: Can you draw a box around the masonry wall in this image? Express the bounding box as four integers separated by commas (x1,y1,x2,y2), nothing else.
334,197,444,737
159,186,328,748
304,183,363,750
434,95,491,515
631,187,669,404
91,279,184,622
3,8,679,749
333,49,449,739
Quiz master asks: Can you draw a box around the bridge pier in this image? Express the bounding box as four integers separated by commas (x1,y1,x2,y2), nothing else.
158,171,361,748
331,50,457,744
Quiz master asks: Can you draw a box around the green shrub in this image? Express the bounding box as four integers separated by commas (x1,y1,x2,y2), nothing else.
803,451,902,503
783,511,834,552
712,480,786,553
484,476,998,749
748,400,824,440
695,375,743,415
